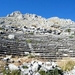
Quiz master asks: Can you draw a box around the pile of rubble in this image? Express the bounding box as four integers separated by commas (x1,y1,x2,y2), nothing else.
1,56,63,75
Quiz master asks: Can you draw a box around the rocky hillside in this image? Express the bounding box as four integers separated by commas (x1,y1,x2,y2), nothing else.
0,11,75,35
0,11,75,59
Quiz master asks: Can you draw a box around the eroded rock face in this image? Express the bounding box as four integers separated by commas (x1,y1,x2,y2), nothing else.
7,11,22,17
7,11,24,20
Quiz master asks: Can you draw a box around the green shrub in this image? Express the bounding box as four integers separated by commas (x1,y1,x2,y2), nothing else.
0,27,3,30
3,69,21,75
46,68,59,75
71,33,75,35
69,35,73,38
39,70,46,75
26,39,32,43
58,38,62,40
29,32,34,35
28,54,35,58
39,68,63,75
3,69,10,75
66,28,71,34
22,66,28,69
11,70,20,75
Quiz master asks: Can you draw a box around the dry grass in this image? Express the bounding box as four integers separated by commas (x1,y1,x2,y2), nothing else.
0,61,6,72
11,56,46,66
56,57,75,71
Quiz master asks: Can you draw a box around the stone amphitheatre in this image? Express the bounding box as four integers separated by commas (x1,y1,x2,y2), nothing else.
0,11,75,60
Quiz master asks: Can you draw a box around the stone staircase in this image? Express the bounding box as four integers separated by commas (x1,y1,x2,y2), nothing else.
0,34,31,56
0,33,75,59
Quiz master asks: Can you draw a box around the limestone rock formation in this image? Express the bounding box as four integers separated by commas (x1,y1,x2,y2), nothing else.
0,11,74,36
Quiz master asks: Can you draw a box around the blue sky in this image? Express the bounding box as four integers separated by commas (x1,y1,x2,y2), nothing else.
0,0,75,21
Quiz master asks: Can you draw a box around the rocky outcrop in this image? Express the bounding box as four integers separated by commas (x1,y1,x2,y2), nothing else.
0,11,74,36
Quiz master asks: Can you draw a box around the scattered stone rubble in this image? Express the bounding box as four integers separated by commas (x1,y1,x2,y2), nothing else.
1,56,63,75
1,56,75,75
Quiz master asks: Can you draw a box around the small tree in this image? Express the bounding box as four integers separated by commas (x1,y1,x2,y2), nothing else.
66,28,71,34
